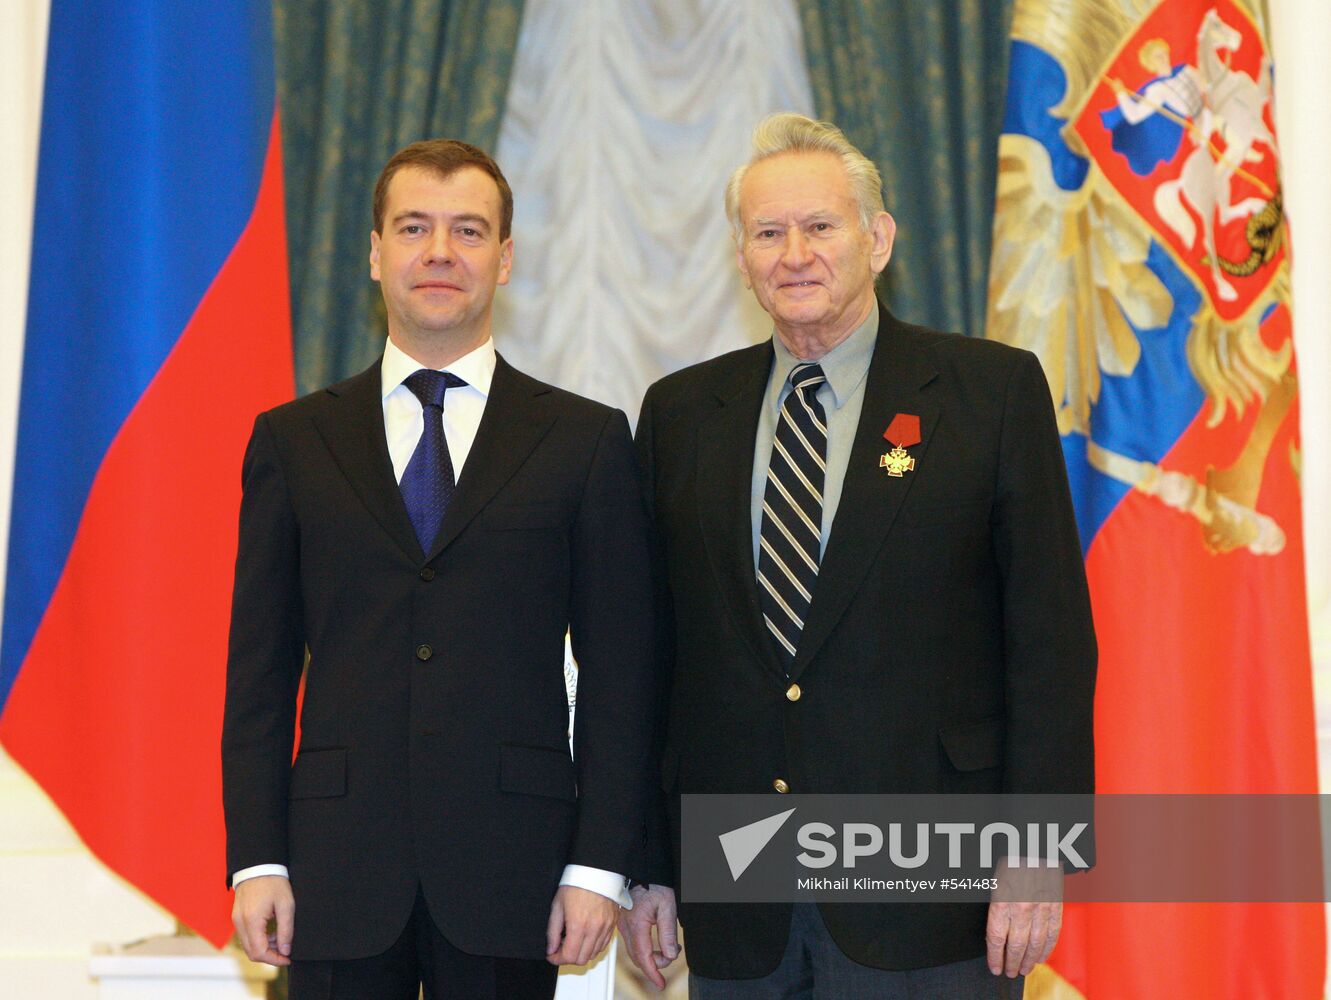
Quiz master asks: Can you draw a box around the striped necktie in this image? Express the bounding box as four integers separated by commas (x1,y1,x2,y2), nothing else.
758,362,827,669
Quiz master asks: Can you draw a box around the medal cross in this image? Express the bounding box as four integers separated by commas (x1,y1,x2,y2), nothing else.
879,445,915,477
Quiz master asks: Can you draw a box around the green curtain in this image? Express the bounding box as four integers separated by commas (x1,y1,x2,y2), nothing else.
799,0,1012,337
273,0,526,394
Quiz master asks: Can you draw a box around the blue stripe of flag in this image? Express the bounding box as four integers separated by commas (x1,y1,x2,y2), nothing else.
1,0,276,708
1001,40,1206,554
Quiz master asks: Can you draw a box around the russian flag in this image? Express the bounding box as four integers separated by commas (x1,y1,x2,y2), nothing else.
0,1,294,946
988,1,1323,996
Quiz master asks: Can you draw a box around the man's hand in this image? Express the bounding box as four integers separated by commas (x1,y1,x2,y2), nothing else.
546,885,619,967
986,859,1063,978
232,875,294,967
617,883,679,991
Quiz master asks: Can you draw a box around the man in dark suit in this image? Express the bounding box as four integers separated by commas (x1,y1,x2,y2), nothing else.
223,139,656,1000
620,114,1096,997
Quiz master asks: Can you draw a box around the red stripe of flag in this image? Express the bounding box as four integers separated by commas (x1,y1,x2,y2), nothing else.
0,111,293,946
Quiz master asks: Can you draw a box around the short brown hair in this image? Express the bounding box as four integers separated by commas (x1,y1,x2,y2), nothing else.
372,139,514,240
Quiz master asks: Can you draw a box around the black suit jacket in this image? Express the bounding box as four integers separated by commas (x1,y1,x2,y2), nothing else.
222,354,656,962
635,306,1096,977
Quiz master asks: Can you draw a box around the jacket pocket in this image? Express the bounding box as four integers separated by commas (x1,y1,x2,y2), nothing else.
289,747,347,799
500,743,577,801
938,717,1004,772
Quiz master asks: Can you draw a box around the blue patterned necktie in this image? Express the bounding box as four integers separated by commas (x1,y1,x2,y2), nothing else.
400,368,467,551
758,362,827,670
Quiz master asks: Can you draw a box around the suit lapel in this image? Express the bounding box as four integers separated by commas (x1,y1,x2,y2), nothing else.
311,361,424,563
425,354,556,562
790,309,940,680
695,344,787,679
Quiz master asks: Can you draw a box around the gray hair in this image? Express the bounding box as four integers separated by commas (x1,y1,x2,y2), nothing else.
724,112,885,243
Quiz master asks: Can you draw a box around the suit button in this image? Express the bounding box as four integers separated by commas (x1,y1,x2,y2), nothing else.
415,644,433,661
419,567,435,581
786,683,801,702
773,778,790,794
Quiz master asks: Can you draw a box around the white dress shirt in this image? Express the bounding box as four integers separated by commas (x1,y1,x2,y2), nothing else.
233,336,631,908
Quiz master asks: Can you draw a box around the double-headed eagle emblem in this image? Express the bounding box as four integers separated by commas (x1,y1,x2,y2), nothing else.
989,0,1296,555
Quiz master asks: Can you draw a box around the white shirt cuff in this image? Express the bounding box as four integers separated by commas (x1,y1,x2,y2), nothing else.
232,862,629,907
560,864,632,909
232,864,290,887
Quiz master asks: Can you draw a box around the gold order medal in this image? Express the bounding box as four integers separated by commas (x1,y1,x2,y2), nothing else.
880,413,921,477
880,444,915,477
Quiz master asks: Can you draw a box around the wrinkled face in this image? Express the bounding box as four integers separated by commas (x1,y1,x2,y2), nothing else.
736,151,893,346
370,165,513,348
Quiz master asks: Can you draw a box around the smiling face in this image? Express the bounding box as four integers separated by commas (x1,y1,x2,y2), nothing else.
736,151,894,356
369,164,513,365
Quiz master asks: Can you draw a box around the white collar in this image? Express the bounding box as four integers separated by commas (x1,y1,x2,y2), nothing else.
380,335,496,400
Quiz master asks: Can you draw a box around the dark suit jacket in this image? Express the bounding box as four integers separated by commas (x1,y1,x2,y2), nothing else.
635,306,1096,977
222,354,656,962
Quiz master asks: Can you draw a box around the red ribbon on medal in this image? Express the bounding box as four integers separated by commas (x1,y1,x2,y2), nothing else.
883,413,921,448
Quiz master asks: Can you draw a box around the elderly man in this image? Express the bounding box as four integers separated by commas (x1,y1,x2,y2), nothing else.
223,139,656,1000
622,114,1095,997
